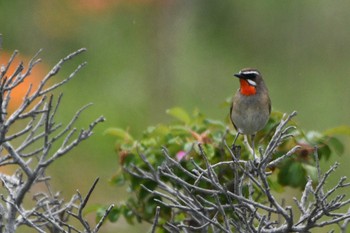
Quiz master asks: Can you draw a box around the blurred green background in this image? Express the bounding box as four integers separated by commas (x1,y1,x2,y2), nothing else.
1,0,350,232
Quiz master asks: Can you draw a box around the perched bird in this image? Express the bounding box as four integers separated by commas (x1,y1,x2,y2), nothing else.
230,68,271,160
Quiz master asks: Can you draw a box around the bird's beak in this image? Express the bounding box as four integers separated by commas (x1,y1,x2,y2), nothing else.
234,73,243,78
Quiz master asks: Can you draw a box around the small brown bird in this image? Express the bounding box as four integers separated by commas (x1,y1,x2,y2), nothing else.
230,68,271,160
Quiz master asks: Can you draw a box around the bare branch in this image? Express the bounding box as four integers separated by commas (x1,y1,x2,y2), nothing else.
150,206,161,233
0,48,108,232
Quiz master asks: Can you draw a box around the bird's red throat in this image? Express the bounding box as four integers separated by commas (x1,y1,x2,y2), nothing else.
239,79,256,96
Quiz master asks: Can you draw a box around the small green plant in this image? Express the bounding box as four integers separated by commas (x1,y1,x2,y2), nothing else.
105,107,350,231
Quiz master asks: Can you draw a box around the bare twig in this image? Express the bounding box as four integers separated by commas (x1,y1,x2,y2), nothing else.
151,206,161,233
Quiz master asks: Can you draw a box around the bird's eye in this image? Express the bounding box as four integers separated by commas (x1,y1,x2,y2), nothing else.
245,73,256,79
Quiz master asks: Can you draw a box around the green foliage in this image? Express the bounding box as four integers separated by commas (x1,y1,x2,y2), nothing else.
106,107,348,227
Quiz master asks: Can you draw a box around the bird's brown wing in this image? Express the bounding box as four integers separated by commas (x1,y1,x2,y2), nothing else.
229,104,238,131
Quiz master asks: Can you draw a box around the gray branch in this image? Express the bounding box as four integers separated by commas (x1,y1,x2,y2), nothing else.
0,48,110,232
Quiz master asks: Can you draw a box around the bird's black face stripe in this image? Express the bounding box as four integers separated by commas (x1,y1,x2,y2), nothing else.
245,73,257,79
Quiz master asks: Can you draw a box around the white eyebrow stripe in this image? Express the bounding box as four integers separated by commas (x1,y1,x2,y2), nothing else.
240,70,260,76
247,79,257,86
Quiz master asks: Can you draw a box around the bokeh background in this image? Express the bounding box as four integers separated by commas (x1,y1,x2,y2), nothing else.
1,1,350,232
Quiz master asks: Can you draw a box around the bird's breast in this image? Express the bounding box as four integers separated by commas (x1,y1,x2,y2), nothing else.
231,92,270,135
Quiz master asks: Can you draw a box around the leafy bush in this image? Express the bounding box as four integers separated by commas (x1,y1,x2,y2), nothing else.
106,107,350,231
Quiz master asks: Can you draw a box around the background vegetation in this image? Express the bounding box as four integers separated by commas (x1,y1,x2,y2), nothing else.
1,1,350,232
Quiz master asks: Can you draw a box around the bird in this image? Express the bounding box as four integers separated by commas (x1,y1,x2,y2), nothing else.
230,68,271,161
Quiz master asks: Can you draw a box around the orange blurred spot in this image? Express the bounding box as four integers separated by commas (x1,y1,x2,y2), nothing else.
0,51,47,114
73,0,171,12
75,0,119,11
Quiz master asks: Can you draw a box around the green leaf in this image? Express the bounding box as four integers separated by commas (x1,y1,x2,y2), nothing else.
104,128,133,141
317,144,331,160
174,212,186,222
267,177,284,193
82,204,101,216
95,206,121,223
123,205,135,224
145,126,156,134
288,162,307,188
323,125,350,136
204,118,226,128
108,207,121,222
166,107,191,124
111,173,126,186
278,161,306,188
152,124,170,136
270,110,285,120
301,164,318,183
123,153,137,166
204,144,215,159
141,137,158,147
167,136,183,145
328,136,345,155
169,125,189,133
184,142,193,152
154,228,168,233
145,195,160,217
138,180,158,200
